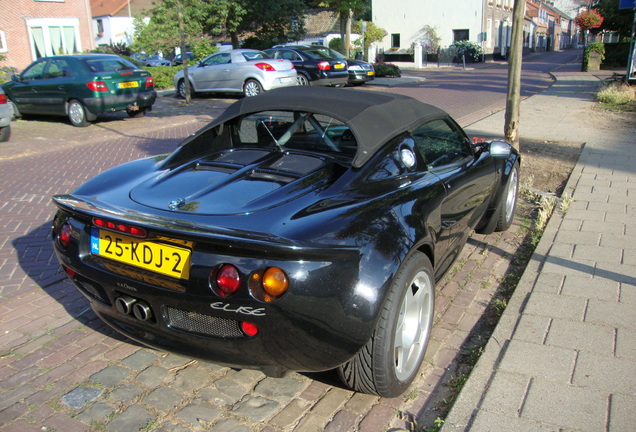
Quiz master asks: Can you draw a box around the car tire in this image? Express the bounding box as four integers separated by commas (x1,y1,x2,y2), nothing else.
338,251,435,397
243,79,263,97
178,79,196,99
494,162,519,231
68,99,92,127
126,107,147,118
296,74,310,86
0,125,10,142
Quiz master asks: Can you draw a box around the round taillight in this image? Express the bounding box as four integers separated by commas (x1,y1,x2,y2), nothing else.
213,264,241,297
59,223,72,248
241,321,259,336
262,267,289,297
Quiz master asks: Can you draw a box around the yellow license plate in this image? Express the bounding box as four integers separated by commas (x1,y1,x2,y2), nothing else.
335,63,345,69
368,71,375,76
118,81,139,89
91,228,191,280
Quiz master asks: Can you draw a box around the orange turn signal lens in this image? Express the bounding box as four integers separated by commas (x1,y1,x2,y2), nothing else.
262,267,289,297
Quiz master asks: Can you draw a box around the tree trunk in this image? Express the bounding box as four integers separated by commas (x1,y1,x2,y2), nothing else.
344,9,352,58
504,0,525,152
176,0,191,105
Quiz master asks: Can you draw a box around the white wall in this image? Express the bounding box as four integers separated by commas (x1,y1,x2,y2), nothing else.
94,16,134,47
372,0,483,51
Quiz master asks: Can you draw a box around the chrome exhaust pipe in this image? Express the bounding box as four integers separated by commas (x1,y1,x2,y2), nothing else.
132,301,153,321
115,296,136,315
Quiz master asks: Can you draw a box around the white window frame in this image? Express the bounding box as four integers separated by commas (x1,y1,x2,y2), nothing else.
0,31,7,53
26,18,82,60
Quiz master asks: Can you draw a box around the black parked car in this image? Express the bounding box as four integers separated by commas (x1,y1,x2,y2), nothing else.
264,45,348,87
51,86,519,397
320,46,375,85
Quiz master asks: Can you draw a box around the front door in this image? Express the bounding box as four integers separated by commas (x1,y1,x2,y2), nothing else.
8,58,49,113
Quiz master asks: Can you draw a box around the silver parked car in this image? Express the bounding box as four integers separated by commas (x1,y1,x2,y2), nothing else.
0,87,12,142
173,49,297,98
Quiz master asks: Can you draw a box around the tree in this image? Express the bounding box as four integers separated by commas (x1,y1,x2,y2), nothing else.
504,0,525,152
352,20,387,52
131,0,242,57
593,0,634,38
316,0,368,57
235,0,307,48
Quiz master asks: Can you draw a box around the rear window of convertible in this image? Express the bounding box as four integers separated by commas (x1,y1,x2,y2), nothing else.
237,111,357,159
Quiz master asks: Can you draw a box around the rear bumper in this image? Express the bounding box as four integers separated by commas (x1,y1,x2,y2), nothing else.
83,90,157,114
310,76,349,87
0,105,12,127
261,73,298,91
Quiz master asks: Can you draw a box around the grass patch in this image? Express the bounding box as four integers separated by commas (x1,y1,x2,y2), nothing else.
596,81,636,111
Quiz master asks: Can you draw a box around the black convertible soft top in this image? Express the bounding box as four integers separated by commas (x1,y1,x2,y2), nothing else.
209,86,448,168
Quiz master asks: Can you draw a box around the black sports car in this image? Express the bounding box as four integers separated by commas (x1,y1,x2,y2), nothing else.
51,86,519,397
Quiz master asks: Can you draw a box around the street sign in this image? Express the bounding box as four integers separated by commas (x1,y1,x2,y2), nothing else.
619,0,635,9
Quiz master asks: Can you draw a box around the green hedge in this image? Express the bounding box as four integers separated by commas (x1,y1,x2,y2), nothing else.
373,63,401,77
142,65,180,90
602,42,631,68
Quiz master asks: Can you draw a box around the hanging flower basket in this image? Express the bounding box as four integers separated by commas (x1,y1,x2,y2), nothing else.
575,10,604,30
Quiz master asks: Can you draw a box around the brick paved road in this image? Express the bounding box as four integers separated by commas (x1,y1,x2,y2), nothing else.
0,51,575,431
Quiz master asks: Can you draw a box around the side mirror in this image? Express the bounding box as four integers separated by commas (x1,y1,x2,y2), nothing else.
489,140,512,158
11,74,21,82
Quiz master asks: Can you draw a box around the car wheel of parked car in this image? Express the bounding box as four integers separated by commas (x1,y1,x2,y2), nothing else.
296,74,310,86
338,251,434,397
177,79,196,99
495,162,519,231
68,99,93,127
126,107,147,118
243,79,263,97
0,125,10,142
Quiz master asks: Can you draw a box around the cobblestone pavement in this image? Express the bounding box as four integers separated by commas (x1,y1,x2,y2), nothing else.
0,51,577,431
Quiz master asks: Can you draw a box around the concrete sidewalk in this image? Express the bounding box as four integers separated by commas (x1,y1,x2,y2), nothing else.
443,69,636,429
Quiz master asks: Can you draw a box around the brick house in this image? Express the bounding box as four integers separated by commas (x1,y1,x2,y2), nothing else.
0,0,94,72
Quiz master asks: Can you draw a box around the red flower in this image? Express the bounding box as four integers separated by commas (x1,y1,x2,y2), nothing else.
575,9,604,30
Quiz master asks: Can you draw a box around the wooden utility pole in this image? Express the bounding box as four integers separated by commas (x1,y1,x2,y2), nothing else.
504,0,525,151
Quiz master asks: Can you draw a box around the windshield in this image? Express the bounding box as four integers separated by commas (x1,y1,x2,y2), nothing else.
302,47,345,60
242,51,272,61
84,57,136,72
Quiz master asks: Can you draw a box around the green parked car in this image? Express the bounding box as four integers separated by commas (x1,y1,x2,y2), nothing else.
2,54,157,127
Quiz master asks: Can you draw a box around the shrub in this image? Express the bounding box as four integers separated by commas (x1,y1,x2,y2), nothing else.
450,41,483,62
0,65,17,85
373,62,401,77
142,66,179,90
603,42,630,68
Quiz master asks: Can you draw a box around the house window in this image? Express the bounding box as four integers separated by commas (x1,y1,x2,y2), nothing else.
97,19,104,35
453,30,469,42
27,18,81,59
391,33,400,49
0,31,7,53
